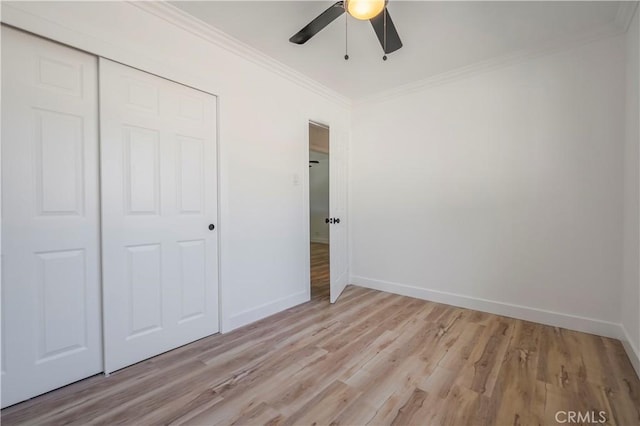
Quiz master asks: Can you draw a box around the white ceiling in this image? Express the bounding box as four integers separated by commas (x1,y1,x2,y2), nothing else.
170,1,624,99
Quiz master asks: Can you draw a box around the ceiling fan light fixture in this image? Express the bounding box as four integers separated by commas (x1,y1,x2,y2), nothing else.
346,0,386,20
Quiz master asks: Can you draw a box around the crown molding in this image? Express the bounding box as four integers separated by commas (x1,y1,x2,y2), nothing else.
130,1,351,109
137,1,636,108
355,22,625,106
3,1,629,110
614,1,639,32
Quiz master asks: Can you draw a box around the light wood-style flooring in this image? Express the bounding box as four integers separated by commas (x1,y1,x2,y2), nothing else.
2,250,639,425
311,242,329,300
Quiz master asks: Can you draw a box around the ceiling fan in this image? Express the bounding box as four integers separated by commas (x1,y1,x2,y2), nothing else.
289,0,402,60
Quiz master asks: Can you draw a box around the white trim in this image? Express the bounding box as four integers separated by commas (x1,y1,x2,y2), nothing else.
311,238,330,245
303,119,312,305
224,290,308,333
621,325,640,379
130,2,351,109
615,1,640,32
350,275,622,339
355,23,625,105
215,89,225,335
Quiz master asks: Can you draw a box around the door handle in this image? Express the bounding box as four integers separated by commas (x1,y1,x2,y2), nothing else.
208,224,215,231
326,218,334,224
335,218,340,224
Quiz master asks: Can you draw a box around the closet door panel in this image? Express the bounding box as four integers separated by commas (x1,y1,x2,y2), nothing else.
1,27,102,408
100,59,219,373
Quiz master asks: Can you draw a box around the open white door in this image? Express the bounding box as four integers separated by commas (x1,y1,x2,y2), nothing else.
100,59,219,373
329,129,349,303
1,27,103,407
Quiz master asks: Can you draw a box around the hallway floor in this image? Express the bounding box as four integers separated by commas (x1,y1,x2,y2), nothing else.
310,242,329,300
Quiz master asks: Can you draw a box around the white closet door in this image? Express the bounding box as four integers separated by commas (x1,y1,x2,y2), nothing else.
330,129,349,303
99,59,219,373
1,27,102,408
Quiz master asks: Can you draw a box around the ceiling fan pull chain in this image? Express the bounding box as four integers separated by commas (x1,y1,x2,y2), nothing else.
382,7,388,61
344,11,349,60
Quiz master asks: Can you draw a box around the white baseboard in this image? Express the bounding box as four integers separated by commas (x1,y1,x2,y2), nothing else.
310,238,329,244
620,325,640,379
223,290,309,333
350,275,622,339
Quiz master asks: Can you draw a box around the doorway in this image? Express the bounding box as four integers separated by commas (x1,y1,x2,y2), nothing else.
309,122,330,300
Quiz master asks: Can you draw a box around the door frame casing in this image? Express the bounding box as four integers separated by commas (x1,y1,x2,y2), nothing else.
304,119,331,303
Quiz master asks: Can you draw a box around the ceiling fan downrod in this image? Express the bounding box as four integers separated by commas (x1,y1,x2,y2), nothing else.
344,11,349,60
382,7,387,61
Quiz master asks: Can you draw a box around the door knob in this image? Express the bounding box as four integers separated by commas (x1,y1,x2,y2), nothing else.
335,218,340,224
325,218,330,224
208,224,215,231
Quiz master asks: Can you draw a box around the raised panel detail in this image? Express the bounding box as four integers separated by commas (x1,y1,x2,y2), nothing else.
37,57,82,97
36,109,84,216
36,250,87,363
124,126,159,215
178,96,204,122
178,240,206,322
127,80,158,113
126,244,162,338
177,136,204,214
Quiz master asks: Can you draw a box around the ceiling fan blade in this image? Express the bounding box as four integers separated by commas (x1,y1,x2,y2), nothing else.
370,8,403,54
289,1,345,45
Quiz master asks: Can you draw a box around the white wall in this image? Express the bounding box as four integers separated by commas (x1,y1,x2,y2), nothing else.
3,1,636,351
1,1,350,332
350,35,626,337
623,5,640,375
309,151,330,244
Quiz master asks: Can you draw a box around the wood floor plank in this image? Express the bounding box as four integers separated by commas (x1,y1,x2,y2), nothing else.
230,402,283,426
390,387,428,425
466,317,515,396
596,337,640,426
486,320,544,426
358,357,430,424
282,380,361,426
327,397,378,425
2,244,639,425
